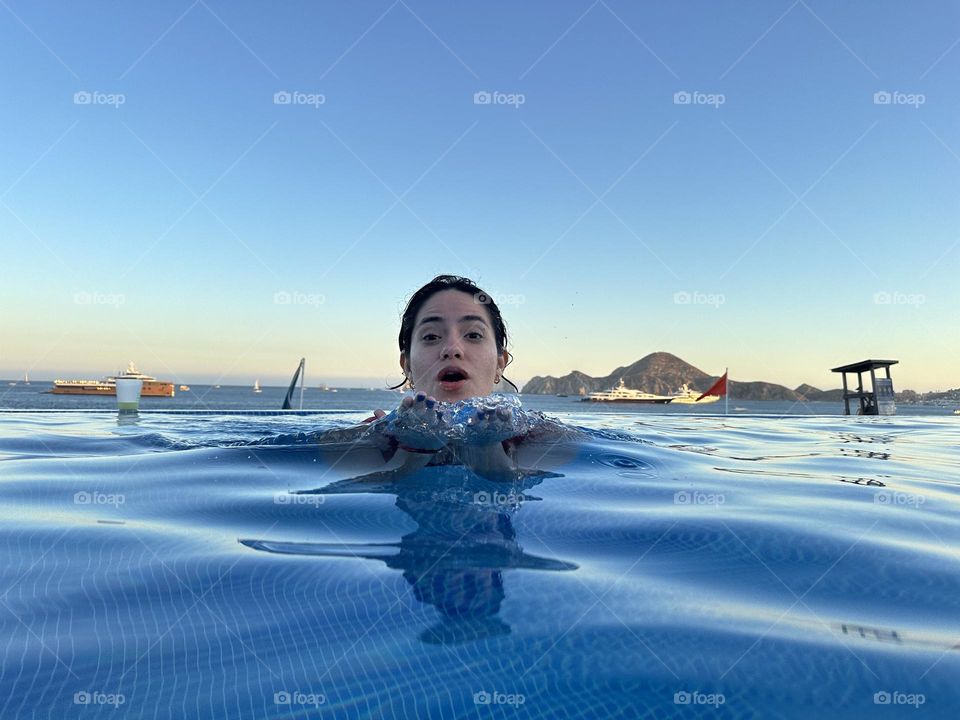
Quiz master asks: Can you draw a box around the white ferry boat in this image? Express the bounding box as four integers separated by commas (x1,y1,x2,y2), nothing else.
51,362,175,397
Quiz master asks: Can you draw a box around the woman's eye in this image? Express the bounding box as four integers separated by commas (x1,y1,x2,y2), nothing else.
422,333,439,341
466,332,483,340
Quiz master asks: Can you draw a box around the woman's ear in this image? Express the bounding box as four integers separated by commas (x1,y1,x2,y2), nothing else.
498,350,509,373
399,352,409,377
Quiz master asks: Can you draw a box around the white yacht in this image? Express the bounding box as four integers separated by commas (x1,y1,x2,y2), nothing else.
581,378,673,404
669,383,720,404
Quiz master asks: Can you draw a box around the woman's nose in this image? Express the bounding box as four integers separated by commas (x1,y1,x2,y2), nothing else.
441,344,463,359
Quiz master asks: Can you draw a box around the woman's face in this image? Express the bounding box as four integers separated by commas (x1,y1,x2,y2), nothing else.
401,289,508,402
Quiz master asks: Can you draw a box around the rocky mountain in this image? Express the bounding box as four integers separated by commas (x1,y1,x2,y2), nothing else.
521,352,842,401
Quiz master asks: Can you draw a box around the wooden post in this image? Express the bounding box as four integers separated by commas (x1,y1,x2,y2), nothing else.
841,372,850,415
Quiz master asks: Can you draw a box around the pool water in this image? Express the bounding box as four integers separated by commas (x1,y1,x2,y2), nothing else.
0,410,957,718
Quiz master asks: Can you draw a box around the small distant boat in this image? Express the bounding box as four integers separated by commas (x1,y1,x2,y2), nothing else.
7,381,15,386
556,393,568,397
23,371,30,385
734,407,748,412
179,385,190,391
954,409,960,415
213,385,221,389
253,379,262,393
581,378,672,404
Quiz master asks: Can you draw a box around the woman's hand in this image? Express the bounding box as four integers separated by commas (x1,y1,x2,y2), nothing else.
379,392,449,452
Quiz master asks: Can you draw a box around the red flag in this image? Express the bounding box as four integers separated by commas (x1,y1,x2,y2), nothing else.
696,371,728,401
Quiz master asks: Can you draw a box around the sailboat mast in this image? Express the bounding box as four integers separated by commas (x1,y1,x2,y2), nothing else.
298,358,305,410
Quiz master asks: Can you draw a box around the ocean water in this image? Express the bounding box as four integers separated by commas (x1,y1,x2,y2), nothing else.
0,401,958,718
1,381,956,416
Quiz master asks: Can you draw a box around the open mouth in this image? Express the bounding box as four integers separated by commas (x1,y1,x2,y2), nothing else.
437,366,469,390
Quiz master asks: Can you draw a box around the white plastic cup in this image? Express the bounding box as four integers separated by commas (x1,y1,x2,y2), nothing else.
115,379,143,412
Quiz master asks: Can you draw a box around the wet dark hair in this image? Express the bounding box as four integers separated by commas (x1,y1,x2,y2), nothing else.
390,275,519,393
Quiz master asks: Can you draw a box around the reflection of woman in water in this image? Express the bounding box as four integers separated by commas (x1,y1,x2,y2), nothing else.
244,465,576,644
323,275,574,480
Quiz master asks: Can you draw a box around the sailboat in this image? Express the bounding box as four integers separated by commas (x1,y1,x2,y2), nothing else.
23,371,30,385
253,379,262,393
282,358,305,410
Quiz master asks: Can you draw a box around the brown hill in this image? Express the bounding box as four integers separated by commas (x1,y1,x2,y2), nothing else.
521,352,840,401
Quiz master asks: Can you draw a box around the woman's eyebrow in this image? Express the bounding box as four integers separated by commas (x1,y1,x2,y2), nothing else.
417,314,489,327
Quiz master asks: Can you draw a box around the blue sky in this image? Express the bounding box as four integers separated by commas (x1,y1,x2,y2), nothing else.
1,1,958,391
